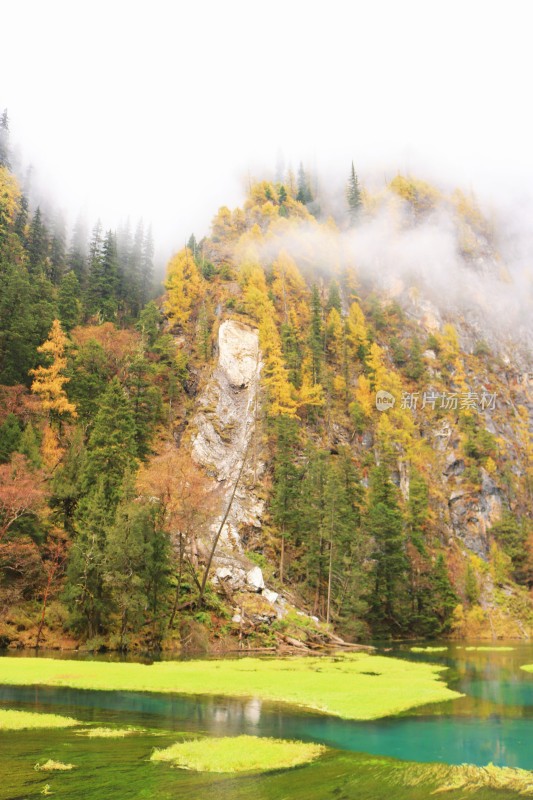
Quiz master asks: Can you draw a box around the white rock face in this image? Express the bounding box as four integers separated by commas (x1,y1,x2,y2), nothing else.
192,320,264,559
246,566,265,591
218,320,260,388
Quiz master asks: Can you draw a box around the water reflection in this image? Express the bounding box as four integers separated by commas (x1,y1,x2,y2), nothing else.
2,642,533,769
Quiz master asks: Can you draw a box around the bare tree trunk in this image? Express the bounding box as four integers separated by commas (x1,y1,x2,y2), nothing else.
197,438,251,609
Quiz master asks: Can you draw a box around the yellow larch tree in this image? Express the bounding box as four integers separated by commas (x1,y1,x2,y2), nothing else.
345,300,368,359
164,247,203,329
30,319,77,420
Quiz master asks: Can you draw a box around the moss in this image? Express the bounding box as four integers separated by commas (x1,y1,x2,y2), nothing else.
410,646,448,653
464,646,515,652
0,654,461,720
151,735,325,773
0,709,79,730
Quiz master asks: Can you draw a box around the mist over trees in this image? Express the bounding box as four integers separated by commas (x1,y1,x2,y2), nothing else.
0,110,531,652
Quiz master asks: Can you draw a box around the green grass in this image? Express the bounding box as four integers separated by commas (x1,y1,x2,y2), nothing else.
410,646,448,653
150,735,325,773
0,709,79,730
464,646,515,651
0,654,461,720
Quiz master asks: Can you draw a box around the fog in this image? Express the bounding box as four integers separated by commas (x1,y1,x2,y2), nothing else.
2,0,533,263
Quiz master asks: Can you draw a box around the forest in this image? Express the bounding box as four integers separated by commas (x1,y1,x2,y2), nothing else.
0,110,532,653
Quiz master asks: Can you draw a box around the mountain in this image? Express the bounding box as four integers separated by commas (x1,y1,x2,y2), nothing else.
0,156,531,652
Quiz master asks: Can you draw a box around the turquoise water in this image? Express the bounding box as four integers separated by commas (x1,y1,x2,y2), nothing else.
1,643,533,799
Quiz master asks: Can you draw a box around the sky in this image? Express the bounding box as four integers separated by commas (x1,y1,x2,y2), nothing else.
2,0,533,261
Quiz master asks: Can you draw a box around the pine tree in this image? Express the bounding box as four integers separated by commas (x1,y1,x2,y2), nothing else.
124,351,162,459
86,223,119,320
49,429,85,533
137,300,162,347
326,281,342,314
141,225,155,306
365,464,408,633
0,413,21,463
67,214,88,287
0,109,10,169
270,415,300,582
18,423,41,469
49,214,67,284
27,207,49,274
66,477,112,637
347,162,362,225
309,285,323,385
296,162,313,204
58,271,82,331
81,376,137,505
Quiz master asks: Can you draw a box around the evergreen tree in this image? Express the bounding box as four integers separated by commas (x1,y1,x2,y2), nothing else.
49,428,85,533
18,423,41,468
124,351,162,459
0,413,21,462
67,214,88,287
0,109,10,169
87,228,119,320
296,162,313,204
141,225,154,305
137,300,162,347
365,464,408,633
347,162,362,225
49,214,67,284
326,281,342,314
66,339,111,422
14,193,29,241
58,270,82,331
270,415,301,582
81,377,137,503
309,285,323,385
66,477,112,637
27,207,49,274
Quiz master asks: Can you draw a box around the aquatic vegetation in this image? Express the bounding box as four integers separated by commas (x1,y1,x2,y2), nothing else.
76,727,139,738
0,709,79,730
150,735,325,773
35,760,75,771
410,646,448,653
464,646,515,651
0,654,461,720
399,761,533,795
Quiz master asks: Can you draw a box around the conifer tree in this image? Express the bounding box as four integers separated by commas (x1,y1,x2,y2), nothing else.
30,319,77,421
347,162,362,225
164,247,202,329
18,423,41,469
67,214,88,287
296,163,313,204
58,271,82,331
27,207,49,274
81,376,137,505
0,413,21,463
309,285,323,385
270,415,300,582
0,109,10,169
49,214,67,284
365,464,408,633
